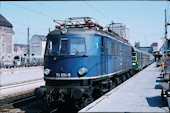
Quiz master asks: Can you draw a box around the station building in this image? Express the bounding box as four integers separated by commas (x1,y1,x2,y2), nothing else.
0,14,14,66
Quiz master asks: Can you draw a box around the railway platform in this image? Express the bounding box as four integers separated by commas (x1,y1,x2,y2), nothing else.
79,63,169,112
0,67,44,100
0,66,43,86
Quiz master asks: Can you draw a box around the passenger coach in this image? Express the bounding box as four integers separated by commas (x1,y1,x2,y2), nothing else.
132,47,154,72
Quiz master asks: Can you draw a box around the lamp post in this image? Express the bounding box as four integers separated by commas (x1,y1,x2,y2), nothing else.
27,27,30,64
164,9,170,75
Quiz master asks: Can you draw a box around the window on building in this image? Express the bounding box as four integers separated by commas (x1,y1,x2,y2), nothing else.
2,44,5,53
6,45,12,53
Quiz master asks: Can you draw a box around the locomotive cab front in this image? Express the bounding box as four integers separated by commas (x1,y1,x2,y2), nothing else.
44,29,101,79
44,28,103,109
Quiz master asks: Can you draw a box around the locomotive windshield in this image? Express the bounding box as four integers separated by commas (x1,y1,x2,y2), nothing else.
45,37,86,55
70,37,85,55
60,38,68,55
46,38,60,55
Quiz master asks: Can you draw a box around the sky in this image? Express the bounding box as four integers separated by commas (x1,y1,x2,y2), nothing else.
0,1,170,47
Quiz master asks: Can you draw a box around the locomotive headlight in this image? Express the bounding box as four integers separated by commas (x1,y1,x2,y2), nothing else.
132,63,136,65
61,28,67,34
78,67,88,76
44,68,51,75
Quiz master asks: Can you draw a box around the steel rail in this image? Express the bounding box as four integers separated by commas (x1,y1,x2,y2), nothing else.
0,95,36,111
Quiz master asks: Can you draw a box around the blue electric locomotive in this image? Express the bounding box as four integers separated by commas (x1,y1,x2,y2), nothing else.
44,17,132,110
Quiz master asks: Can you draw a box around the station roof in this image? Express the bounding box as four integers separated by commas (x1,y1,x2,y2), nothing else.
0,14,13,28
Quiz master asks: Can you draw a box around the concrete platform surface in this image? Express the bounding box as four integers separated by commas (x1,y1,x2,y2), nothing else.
0,67,44,100
79,63,169,112
0,67,43,86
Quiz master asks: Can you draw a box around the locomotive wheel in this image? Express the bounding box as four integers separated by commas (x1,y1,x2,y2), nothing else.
126,73,131,79
92,89,99,99
112,80,117,88
108,80,113,90
74,98,85,110
115,78,120,85
82,97,88,107
122,75,126,82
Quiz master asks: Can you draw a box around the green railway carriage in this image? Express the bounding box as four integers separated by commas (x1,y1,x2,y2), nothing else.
132,48,142,70
132,47,153,72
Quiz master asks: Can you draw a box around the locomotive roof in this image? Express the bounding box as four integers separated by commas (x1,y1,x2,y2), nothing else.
48,28,130,45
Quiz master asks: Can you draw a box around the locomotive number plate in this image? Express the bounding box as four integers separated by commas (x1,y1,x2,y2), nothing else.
56,73,71,77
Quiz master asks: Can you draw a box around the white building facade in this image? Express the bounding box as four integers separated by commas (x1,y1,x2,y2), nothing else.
14,44,27,56
112,24,130,41
30,35,46,63
0,14,14,66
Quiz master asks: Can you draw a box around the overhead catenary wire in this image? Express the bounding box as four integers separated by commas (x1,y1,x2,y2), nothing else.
5,2,70,32
39,2,69,18
85,1,111,22
11,20,48,32
1,2,50,42
7,2,55,20
2,3,51,32
102,1,122,21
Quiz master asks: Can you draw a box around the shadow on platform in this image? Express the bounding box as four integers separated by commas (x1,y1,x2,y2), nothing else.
154,84,161,89
146,96,167,107
156,79,162,82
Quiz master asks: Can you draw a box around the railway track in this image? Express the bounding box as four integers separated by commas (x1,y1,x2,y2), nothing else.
0,94,36,112
0,92,59,113
0,92,34,106
0,95,55,113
